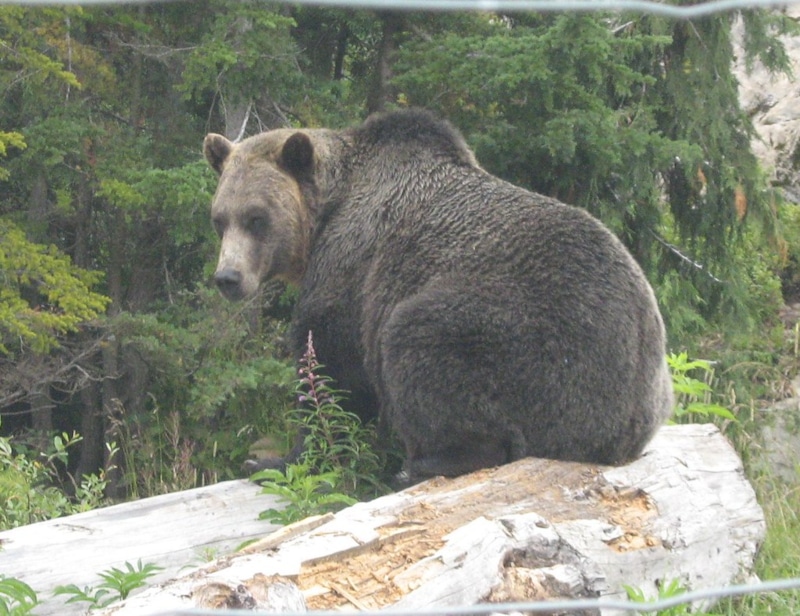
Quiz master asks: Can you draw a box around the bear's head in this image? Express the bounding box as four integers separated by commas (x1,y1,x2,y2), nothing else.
203,130,316,300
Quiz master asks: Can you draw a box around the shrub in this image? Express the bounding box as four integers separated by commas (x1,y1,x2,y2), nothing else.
0,424,112,530
252,331,388,523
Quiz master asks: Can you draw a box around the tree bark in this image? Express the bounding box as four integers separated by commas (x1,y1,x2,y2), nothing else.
28,388,53,441
74,380,103,482
367,11,404,114
333,22,349,81
25,171,54,437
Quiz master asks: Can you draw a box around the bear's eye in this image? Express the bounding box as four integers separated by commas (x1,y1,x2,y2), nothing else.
212,216,226,238
245,214,269,235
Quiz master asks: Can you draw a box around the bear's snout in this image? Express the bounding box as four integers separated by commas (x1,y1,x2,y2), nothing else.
214,267,245,301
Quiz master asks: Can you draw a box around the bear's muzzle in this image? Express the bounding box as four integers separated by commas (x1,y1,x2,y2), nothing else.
214,267,246,301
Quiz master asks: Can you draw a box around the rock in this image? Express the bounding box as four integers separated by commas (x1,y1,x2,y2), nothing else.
734,8,800,197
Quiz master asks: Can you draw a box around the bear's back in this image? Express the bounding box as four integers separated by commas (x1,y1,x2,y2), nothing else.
329,110,643,295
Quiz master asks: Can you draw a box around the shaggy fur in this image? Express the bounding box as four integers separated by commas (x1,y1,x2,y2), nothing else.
204,109,674,483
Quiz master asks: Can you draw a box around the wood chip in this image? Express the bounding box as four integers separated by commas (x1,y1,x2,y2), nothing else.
239,513,335,554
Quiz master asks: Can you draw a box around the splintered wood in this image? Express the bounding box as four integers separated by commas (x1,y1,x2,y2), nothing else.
298,517,442,609
95,424,765,616
295,469,658,610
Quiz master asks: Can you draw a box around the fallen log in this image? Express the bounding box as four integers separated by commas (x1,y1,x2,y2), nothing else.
89,423,765,615
0,479,281,615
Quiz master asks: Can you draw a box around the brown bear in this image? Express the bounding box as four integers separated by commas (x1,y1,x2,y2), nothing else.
203,109,674,484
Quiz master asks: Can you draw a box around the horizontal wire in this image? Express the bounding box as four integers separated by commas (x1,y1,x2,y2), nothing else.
164,577,800,616
0,0,795,16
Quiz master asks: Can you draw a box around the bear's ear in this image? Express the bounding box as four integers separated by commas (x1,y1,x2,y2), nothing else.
204,134,233,176
279,132,314,179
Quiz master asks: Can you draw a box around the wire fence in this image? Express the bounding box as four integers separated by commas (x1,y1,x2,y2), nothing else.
0,0,797,15
157,577,800,615
3,0,799,613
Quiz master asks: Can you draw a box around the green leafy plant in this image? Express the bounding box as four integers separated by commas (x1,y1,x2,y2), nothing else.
251,331,386,524
668,352,737,422
0,422,114,530
289,331,385,496
184,547,221,569
53,583,111,609
109,288,296,499
0,218,110,356
0,576,39,615
54,560,163,609
253,462,356,525
96,560,164,601
623,578,722,616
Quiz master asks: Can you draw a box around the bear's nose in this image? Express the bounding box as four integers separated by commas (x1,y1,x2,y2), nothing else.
214,268,244,300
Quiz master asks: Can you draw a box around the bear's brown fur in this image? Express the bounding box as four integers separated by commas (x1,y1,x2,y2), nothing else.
204,109,673,483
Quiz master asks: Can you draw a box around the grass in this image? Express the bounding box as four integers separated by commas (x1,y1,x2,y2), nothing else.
666,336,800,615
712,394,800,613
732,477,800,614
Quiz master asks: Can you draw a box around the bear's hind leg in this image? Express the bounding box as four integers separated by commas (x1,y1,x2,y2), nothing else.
401,438,512,485
377,283,529,484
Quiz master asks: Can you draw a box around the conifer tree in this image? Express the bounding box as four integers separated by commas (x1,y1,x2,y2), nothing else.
392,9,793,335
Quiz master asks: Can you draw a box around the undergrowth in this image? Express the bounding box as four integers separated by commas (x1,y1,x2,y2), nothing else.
54,560,163,609
251,331,388,524
0,560,163,614
671,326,800,615
0,576,39,615
0,426,115,531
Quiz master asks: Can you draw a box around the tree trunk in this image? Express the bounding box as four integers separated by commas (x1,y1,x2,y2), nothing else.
25,171,54,437
221,13,257,140
28,388,53,440
100,332,124,499
367,11,403,114
333,22,349,80
74,380,103,481
26,170,49,240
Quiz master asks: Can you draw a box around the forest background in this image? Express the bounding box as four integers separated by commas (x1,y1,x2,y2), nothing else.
2,0,800,539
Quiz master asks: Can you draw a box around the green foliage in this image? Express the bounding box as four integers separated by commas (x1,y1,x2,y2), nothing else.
0,423,113,530
0,576,39,616
253,463,356,525
776,199,800,303
93,157,219,249
0,130,25,181
0,7,82,92
654,200,785,343
0,219,110,355
624,579,696,615
109,288,296,497
668,352,737,422
252,331,386,524
178,1,302,116
54,559,163,608
289,331,385,497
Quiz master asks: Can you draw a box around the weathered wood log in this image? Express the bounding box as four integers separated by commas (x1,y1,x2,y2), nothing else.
0,479,282,615
81,425,765,615
66,423,763,616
